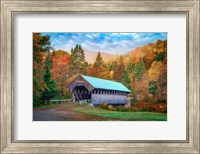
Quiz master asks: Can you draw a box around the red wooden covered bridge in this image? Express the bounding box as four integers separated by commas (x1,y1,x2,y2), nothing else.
67,75,130,106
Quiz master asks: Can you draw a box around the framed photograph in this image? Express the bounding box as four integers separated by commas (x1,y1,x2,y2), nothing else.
32,32,167,122
1,0,199,153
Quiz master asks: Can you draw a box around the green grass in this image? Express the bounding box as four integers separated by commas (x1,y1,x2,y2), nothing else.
74,106,167,121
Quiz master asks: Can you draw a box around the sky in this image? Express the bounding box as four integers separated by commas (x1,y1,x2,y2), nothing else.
41,32,167,55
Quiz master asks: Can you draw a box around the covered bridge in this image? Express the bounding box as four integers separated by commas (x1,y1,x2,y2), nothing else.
67,75,130,106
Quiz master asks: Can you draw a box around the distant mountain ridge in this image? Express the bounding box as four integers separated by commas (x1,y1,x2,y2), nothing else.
84,50,118,64
83,40,167,64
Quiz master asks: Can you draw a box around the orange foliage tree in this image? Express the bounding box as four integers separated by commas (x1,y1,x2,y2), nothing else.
51,50,71,98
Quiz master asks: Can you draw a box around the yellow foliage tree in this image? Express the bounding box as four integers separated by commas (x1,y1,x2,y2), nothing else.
148,61,164,81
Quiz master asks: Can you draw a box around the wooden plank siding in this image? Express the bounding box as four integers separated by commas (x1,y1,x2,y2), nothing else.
91,93,128,105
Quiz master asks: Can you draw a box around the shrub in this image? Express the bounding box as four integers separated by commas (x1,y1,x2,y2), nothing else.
99,102,109,109
99,102,167,113
124,104,132,111
157,103,167,113
143,95,154,103
130,93,137,103
156,100,167,104
107,105,115,111
131,101,167,113
130,107,138,112
115,105,127,112
141,107,149,112
124,104,131,108
33,102,43,107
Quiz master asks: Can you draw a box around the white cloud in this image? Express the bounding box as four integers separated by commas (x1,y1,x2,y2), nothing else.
71,35,79,40
104,36,111,40
111,41,118,45
66,40,76,50
59,35,65,39
85,34,94,39
92,33,100,37
134,34,140,38
68,40,74,44
81,43,87,47
110,33,119,37
120,33,131,36
54,39,62,44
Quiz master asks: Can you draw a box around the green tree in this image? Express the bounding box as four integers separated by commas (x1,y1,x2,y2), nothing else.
149,81,157,96
69,44,87,75
70,47,77,64
109,61,118,71
127,63,134,73
42,52,57,104
125,70,131,83
94,51,104,68
154,52,167,62
133,60,145,79
78,45,87,68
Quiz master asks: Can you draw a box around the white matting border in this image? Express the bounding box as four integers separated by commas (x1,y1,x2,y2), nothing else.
14,14,186,140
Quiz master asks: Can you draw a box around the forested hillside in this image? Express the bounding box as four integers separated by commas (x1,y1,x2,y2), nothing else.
33,33,167,104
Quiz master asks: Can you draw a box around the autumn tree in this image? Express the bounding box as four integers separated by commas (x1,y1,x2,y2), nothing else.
148,61,163,81
133,70,149,101
51,50,71,98
113,56,125,81
33,33,51,103
145,52,155,69
148,60,167,101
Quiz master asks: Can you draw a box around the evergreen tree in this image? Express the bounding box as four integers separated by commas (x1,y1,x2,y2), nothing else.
109,61,118,71
42,52,57,104
94,51,104,68
134,60,145,79
69,44,87,75
127,63,134,73
125,70,131,83
77,45,87,69
70,47,77,64
149,81,157,96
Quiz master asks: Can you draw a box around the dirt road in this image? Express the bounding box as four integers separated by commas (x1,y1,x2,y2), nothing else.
33,104,106,121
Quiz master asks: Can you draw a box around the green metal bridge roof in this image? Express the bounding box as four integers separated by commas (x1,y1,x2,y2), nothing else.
81,75,131,93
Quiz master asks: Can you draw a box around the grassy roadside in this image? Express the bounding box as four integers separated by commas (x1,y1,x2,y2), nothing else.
74,105,167,121
33,103,65,109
